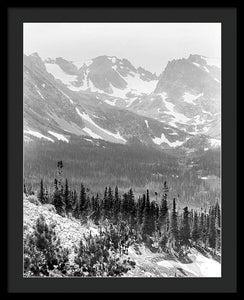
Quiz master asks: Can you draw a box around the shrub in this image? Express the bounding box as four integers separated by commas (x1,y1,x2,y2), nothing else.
24,214,70,277
73,221,136,276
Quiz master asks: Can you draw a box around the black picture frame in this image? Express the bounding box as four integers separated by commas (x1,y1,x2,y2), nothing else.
7,6,237,293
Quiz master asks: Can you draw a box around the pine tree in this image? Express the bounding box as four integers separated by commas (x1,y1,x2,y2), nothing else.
162,181,169,195
44,189,49,204
54,178,58,192
108,187,114,216
170,198,179,248
189,209,194,231
64,179,72,214
103,186,113,220
137,194,146,226
154,202,159,224
204,211,210,248
149,201,156,234
85,195,92,217
192,211,200,242
142,190,154,237
102,186,108,219
53,189,65,216
128,188,136,227
208,206,216,249
79,183,87,220
93,194,101,225
113,187,121,224
199,209,205,243
115,186,119,202
214,201,221,251
121,193,129,221
56,161,64,193
158,193,168,233
38,179,45,204
104,186,108,200
24,182,28,195
52,164,66,216
73,190,80,219
180,206,191,247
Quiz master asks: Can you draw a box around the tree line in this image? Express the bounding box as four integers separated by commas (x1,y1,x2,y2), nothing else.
24,161,221,254
24,139,220,207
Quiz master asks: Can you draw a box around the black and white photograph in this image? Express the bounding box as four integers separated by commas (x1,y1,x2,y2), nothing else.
23,22,222,278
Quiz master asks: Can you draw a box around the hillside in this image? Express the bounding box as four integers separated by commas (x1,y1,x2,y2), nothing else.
24,195,221,277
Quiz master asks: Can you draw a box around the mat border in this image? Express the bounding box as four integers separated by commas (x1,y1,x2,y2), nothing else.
7,6,237,293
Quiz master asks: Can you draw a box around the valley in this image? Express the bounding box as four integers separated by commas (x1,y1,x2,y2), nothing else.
24,51,221,209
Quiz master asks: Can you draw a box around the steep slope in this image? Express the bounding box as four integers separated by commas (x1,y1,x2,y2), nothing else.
24,196,221,277
24,53,192,149
127,54,221,139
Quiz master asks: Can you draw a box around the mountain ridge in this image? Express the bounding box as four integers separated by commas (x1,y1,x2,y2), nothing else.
24,52,221,152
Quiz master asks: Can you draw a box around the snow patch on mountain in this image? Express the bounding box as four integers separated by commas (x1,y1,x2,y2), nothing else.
105,69,158,98
108,56,117,64
48,131,69,142
153,133,188,147
57,88,74,104
24,129,54,142
145,120,149,128
45,62,78,87
34,85,45,100
82,127,103,139
125,73,157,95
203,66,210,73
163,99,190,124
192,62,201,67
209,138,221,148
183,93,203,104
160,92,168,101
202,110,213,116
193,115,205,125
125,98,138,107
104,99,116,106
76,107,126,143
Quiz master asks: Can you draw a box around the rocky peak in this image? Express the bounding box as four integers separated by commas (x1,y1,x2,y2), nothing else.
188,54,207,66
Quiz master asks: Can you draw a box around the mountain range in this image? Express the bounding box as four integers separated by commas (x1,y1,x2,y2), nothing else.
24,52,221,153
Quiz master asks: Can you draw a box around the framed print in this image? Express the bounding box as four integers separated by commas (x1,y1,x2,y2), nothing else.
7,6,237,293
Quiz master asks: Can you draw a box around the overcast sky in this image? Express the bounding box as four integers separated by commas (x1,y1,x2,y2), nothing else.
24,23,221,75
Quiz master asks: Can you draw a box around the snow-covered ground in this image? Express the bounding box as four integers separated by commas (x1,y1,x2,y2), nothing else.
157,248,221,277
125,244,221,277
